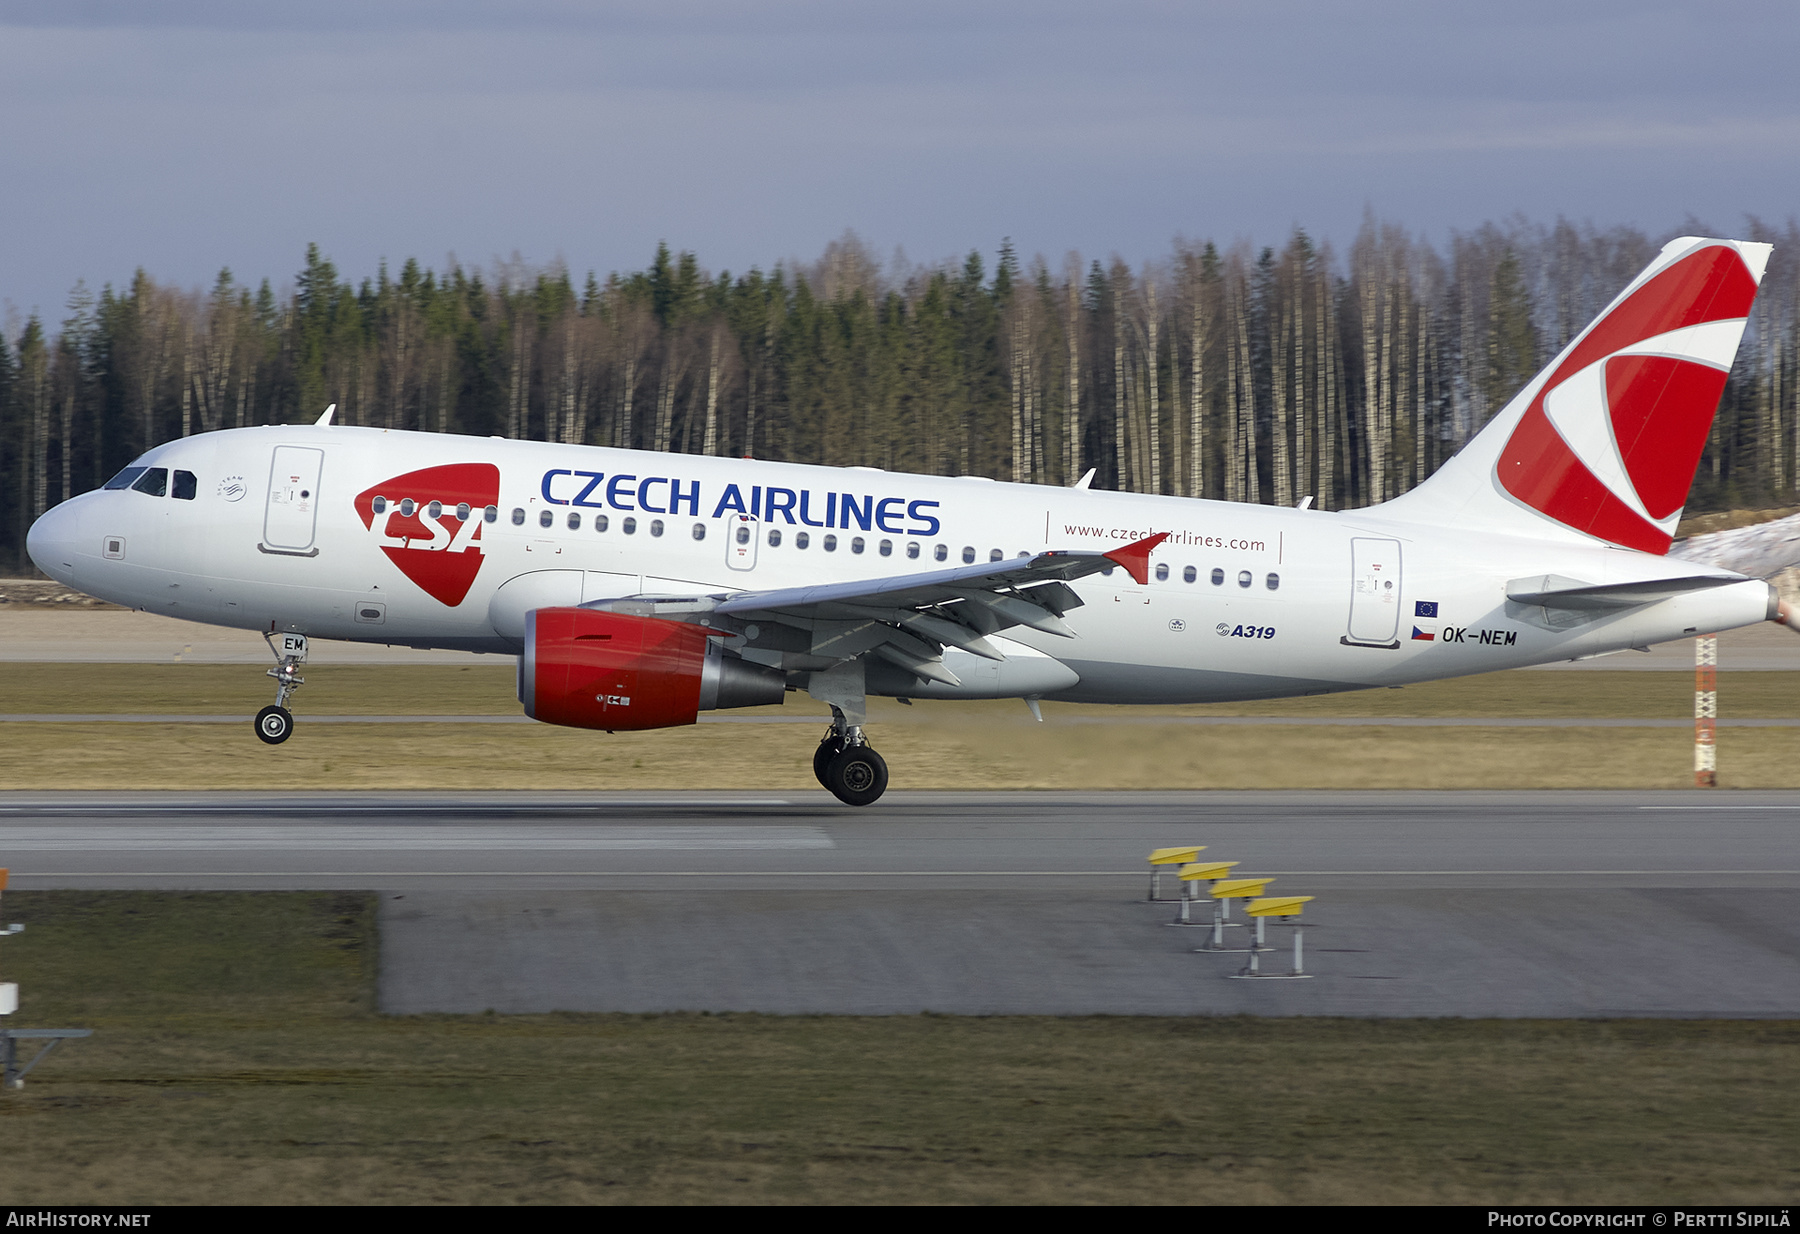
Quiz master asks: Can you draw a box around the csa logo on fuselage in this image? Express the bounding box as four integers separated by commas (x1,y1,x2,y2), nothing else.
352,464,500,607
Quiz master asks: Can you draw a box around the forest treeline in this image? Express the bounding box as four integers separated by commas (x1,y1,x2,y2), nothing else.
5,214,1800,571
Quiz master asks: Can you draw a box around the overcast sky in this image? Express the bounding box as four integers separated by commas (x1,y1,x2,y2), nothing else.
3,0,1797,319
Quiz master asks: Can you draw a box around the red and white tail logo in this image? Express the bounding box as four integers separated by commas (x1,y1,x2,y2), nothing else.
1493,240,1762,553
353,463,500,606
1388,238,1769,553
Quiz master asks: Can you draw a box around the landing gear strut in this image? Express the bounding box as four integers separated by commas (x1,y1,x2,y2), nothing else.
814,711,888,806
255,632,306,746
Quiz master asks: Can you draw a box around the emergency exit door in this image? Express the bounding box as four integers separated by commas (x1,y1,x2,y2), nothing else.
262,446,323,555
726,513,759,571
1343,537,1402,647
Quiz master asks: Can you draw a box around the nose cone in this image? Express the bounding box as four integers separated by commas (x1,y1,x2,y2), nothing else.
26,501,83,585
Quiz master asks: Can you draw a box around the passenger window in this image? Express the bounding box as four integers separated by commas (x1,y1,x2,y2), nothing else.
131,468,168,497
650,520,664,537
1266,573,1280,591
736,524,751,545
538,509,553,528
768,528,782,547
172,470,197,500
1211,568,1224,586
1183,566,1196,583
457,503,471,521
103,466,147,491
511,507,526,526
1237,570,1252,588
692,523,706,541
988,549,1003,562
796,532,810,549
401,499,415,516
428,501,443,519
372,496,388,514
879,540,893,557
567,511,581,530
484,505,498,523
934,544,948,562
1155,563,1169,581
906,542,919,559
962,547,975,564
623,517,637,535
595,514,609,532
824,534,838,552
851,537,865,554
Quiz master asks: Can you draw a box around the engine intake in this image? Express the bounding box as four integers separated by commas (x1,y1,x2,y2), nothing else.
521,607,784,731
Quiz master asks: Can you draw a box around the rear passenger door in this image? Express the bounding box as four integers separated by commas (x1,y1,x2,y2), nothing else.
1343,536,1401,647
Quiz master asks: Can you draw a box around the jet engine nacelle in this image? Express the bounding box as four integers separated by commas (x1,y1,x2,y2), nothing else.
521,607,786,731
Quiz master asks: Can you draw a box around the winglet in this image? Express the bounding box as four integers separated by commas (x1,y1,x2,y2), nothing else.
1103,532,1169,584
316,403,336,427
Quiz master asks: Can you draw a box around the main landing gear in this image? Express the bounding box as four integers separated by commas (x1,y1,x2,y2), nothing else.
254,632,307,746
813,713,889,807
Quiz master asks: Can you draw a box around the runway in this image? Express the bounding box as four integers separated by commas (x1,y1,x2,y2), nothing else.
3,790,1797,1017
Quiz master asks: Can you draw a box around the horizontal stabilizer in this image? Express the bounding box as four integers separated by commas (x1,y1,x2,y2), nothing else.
1505,573,1745,611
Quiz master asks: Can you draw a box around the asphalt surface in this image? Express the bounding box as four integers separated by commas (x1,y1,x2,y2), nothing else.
2,789,1797,1018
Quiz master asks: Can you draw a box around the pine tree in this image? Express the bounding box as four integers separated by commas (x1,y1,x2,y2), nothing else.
1486,250,1537,418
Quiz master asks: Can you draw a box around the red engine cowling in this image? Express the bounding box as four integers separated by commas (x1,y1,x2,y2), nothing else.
521,607,788,731
523,607,711,731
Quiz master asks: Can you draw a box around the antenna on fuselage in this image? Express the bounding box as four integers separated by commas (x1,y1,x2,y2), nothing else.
315,403,336,427
1071,468,1095,490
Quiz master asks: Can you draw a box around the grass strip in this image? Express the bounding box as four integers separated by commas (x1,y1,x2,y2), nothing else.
6,662,1800,718
0,890,1794,1205
1,717,1797,789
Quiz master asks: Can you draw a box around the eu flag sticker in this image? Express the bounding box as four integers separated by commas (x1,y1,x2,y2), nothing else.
1414,601,1439,618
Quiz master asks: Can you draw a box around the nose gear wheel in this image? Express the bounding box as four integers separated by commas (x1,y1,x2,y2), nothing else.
254,705,294,745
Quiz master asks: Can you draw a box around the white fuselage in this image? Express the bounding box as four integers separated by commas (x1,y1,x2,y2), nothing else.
25,424,1773,704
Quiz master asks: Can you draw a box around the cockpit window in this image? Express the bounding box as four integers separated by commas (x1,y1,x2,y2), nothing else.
130,468,169,497
103,467,147,491
172,470,197,500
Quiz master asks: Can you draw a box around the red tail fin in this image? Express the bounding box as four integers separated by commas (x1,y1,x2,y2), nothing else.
1385,238,1769,554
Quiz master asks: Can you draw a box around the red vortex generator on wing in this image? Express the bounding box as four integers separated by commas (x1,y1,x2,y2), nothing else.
523,608,713,731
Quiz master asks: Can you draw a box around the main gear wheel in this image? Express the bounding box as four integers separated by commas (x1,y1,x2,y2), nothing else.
824,744,889,807
813,733,847,788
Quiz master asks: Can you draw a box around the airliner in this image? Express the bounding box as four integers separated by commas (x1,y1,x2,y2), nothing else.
25,237,1795,804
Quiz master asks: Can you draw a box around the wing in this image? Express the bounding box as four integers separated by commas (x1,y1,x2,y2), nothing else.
589,532,1168,687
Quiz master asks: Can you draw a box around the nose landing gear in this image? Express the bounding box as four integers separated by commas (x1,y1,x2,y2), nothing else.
255,632,307,746
813,712,889,806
